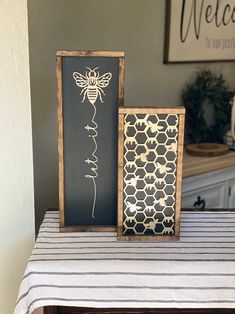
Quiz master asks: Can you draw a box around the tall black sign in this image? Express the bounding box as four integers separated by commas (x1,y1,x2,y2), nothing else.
57,51,124,231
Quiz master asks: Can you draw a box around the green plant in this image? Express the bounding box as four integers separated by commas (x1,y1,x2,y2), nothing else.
182,70,234,143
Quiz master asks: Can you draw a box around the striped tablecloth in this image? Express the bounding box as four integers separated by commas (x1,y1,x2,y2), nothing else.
14,210,235,314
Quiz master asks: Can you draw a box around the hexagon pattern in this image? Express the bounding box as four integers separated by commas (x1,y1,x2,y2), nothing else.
123,113,179,236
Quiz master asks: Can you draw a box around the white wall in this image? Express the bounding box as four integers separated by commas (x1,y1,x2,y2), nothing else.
0,0,35,313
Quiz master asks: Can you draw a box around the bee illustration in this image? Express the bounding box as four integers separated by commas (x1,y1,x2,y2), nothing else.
145,174,156,180
126,201,142,213
125,161,136,168
145,182,156,190
136,117,148,126
146,138,157,145
155,178,165,186
147,121,164,133
124,136,138,146
163,216,174,224
163,226,174,235
145,206,154,213
135,149,150,163
166,125,178,133
123,218,135,229
166,142,177,153
156,162,172,174
154,196,169,207
124,121,131,134
144,220,158,230
73,67,112,105
125,175,140,187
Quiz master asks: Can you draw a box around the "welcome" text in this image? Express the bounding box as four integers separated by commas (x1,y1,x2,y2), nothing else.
180,0,235,42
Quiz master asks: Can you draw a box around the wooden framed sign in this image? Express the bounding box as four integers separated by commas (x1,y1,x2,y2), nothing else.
57,50,124,231
164,0,235,63
118,107,185,240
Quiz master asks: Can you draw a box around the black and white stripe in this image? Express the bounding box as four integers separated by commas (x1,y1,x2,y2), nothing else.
14,211,235,314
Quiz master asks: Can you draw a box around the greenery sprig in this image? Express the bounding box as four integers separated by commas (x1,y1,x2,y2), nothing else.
182,70,234,143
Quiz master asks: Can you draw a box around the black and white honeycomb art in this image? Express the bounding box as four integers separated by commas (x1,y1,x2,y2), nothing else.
122,113,180,237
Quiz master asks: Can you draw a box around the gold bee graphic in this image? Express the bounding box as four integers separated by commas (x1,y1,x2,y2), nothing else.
73,67,112,104
144,220,159,230
154,196,169,207
156,162,172,174
135,149,150,163
125,175,140,187
126,201,142,213
147,121,164,133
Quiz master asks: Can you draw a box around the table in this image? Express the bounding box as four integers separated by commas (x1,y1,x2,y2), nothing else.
183,150,235,178
14,210,235,314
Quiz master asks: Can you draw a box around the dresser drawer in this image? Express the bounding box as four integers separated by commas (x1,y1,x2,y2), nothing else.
181,182,226,208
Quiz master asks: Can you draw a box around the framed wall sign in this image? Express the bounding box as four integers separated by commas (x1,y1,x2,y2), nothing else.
164,0,235,63
57,50,124,231
118,107,185,241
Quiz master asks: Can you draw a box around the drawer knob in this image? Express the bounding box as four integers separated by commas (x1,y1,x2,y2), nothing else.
193,196,206,209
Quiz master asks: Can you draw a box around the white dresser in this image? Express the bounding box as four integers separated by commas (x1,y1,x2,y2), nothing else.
182,151,235,208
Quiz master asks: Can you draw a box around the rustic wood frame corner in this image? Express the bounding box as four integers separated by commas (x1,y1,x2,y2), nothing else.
117,107,185,241
57,50,125,232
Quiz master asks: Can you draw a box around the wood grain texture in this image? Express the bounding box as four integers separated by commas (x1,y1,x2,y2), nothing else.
117,107,185,241
183,151,235,178
60,225,116,232
117,234,180,241
56,51,124,57
57,56,65,228
119,107,185,114
163,0,171,63
117,112,124,239
174,113,185,237
118,57,125,108
186,143,229,157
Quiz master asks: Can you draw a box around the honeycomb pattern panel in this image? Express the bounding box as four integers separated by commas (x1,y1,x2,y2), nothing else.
123,113,179,236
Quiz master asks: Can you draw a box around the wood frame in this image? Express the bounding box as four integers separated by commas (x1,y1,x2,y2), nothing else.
117,107,185,241
57,50,124,232
164,0,235,64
